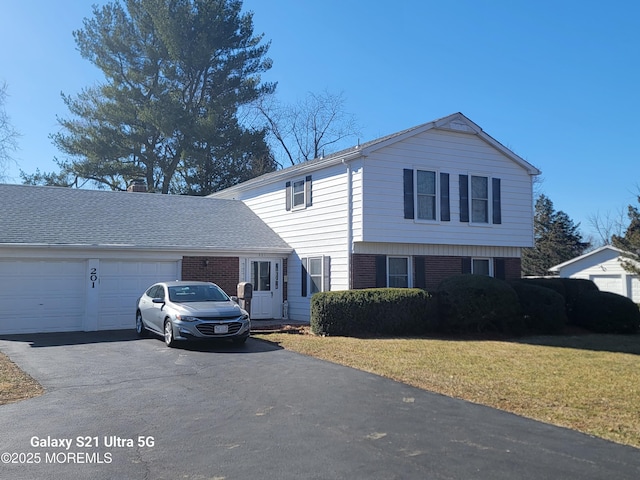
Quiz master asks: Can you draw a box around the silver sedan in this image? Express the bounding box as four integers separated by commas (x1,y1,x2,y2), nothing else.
136,281,251,347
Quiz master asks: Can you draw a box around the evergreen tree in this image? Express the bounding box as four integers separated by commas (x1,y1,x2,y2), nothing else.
522,194,589,276
46,0,276,193
612,197,640,275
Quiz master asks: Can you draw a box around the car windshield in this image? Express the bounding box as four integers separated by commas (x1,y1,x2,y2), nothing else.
168,285,229,303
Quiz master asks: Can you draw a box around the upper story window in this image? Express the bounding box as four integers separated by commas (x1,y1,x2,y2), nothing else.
403,169,450,222
459,174,501,225
471,176,489,223
285,175,312,211
417,170,436,220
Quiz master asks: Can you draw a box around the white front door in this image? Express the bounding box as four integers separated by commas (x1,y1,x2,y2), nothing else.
249,259,281,319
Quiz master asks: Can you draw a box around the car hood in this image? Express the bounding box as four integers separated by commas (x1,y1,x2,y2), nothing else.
172,301,248,318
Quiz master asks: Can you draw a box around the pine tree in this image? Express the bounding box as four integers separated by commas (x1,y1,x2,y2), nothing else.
612,197,640,275
48,0,276,194
522,194,589,276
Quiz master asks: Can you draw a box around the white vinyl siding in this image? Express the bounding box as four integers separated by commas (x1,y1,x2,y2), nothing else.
362,129,534,248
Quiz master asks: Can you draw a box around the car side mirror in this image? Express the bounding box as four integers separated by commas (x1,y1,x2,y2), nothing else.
152,298,165,304
230,296,239,304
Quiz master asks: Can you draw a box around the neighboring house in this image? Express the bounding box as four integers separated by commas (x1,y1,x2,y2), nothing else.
549,245,640,303
210,112,541,322
0,184,291,334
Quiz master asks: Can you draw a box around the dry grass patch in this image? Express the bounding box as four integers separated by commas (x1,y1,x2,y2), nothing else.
0,352,44,405
255,332,640,448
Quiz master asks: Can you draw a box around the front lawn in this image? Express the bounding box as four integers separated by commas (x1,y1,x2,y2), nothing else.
255,331,640,449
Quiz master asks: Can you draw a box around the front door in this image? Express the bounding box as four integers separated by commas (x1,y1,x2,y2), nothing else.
249,259,281,319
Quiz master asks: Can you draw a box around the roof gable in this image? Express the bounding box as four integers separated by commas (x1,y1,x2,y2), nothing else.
0,184,291,253
209,112,541,198
549,245,626,272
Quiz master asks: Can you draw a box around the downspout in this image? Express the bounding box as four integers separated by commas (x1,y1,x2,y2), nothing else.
342,158,353,289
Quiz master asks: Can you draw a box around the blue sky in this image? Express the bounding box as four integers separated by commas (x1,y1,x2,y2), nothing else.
1,0,638,241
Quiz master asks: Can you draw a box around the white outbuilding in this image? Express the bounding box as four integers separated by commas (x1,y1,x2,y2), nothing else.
549,245,640,303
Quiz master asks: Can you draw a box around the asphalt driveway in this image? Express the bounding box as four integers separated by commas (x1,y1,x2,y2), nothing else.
0,330,638,479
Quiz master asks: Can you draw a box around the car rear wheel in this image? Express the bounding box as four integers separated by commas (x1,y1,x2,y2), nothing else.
164,319,175,347
136,311,147,337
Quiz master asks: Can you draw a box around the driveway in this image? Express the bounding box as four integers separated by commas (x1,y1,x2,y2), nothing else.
0,330,638,479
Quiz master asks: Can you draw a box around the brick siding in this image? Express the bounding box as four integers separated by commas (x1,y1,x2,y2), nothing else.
181,256,239,296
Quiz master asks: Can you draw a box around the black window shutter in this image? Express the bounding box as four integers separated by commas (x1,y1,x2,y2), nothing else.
305,175,312,207
285,181,292,211
414,256,426,289
459,175,469,222
375,255,387,287
494,258,506,280
440,173,450,221
403,169,414,219
301,258,308,297
492,178,502,224
461,257,472,274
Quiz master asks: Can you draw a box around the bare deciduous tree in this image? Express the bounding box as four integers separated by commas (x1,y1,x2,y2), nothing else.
0,82,20,180
257,90,360,167
587,209,627,247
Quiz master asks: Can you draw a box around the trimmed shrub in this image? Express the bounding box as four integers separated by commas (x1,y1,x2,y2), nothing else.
310,288,437,337
556,278,599,324
437,275,523,334
517,278,566,299
510,282,567,334
573,291,640,334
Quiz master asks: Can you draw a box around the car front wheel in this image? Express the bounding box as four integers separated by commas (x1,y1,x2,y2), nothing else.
136,311,147,337
164,320,175,347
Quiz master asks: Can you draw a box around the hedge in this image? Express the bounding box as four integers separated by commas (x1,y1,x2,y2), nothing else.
572,290,640,334
437,274,523,334
310,288,436,337
510,282,567,334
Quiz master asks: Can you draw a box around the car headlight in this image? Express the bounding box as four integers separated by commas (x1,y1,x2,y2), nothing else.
176,315,198,322
242,314,250,321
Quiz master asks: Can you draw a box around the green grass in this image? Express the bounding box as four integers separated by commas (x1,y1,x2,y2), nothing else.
255,331,640,448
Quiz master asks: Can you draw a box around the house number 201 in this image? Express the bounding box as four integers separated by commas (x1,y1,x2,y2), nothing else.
90,268,98,288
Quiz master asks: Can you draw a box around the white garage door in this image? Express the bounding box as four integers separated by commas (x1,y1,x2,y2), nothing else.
97,260,179,330
0,258,180,334
590,275,624,296
0,259,86,334
630,277,640,303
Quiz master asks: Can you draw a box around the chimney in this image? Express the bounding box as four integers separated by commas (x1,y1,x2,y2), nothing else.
127,179,147,193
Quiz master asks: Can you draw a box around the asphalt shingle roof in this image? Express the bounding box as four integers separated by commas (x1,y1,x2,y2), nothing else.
0,184,291,252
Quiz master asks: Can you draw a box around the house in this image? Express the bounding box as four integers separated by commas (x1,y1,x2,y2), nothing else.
0,112,540,334
549,245,640,303
0,184,291,335
210,112,541,321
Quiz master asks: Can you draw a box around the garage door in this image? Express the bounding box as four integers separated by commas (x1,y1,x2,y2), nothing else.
590,275,624,296
98,260,179,330
630,277,640,303
0,259,86,334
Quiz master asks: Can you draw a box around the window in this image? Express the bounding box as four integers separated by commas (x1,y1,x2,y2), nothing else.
471,176,488,223
285,176,312,211
301,256,330,296
388,257,410,288
403,169,450,222
459,175,501,224
251,261,271,291
417,170,436,220
472,258,491,276
292,180,305,208
308,257,322,295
